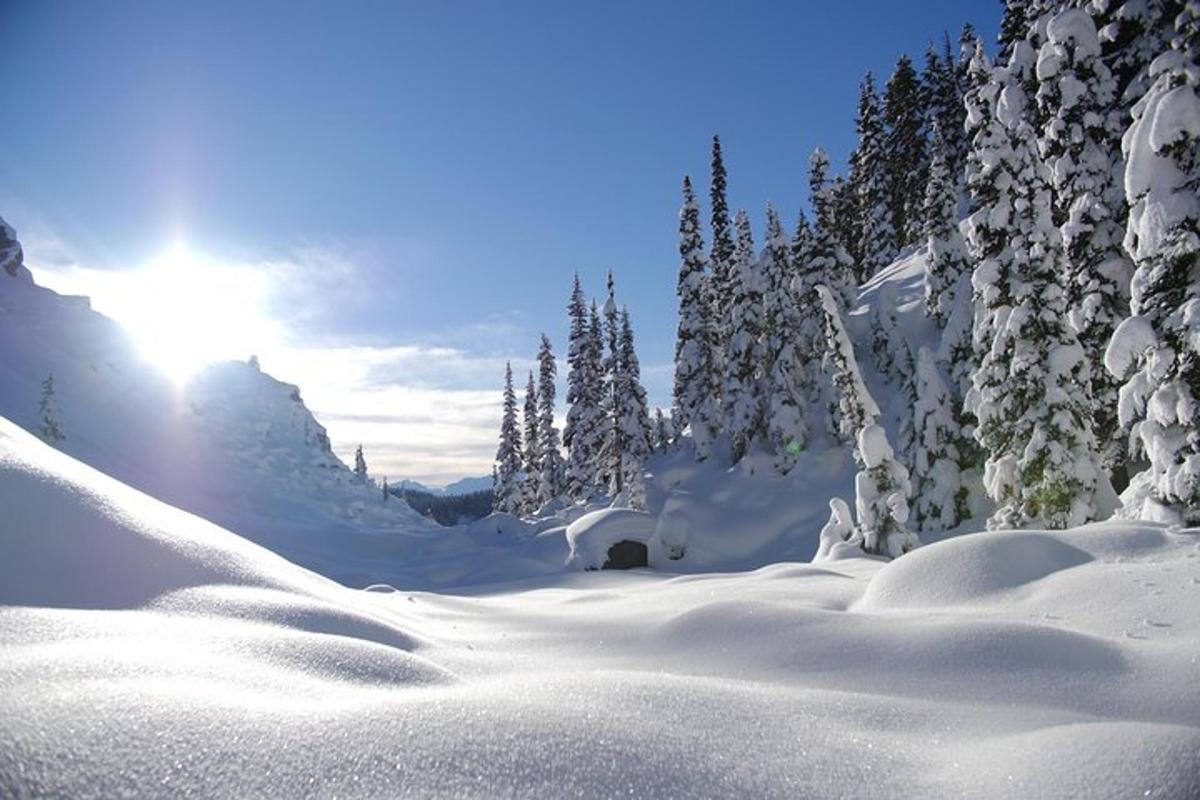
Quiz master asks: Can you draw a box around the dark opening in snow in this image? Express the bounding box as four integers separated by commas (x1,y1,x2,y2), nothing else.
602,540,648,570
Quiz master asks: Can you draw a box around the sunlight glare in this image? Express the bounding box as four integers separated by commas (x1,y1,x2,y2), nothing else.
111,243,279,384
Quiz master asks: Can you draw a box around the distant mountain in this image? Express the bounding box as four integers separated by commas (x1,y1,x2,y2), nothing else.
393,475,491,496
395,478,438,494
440,475,492,496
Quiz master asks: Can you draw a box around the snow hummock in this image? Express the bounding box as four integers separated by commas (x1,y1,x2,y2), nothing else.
2,420,1199,798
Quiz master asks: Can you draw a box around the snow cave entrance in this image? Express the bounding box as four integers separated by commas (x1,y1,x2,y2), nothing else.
602,540,648,570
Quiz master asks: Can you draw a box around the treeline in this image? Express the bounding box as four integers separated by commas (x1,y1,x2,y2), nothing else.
394,487,493,527
492,0,1199,550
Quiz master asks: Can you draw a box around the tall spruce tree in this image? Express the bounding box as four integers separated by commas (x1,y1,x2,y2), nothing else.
614,307,653,507
1099,0,1185,105
964,41,1102,530
809,149,856,308
563,275,604,499
762,205,808,472
709,135,735,379
521,369,540,512
535,333,565,507
1105,4,1200,523
883,54,929,247
923,120,972,327
493,362,525,515
851,72,896,281
673,176,719,459
1036,7,1135,480
353,444,368,481
725,209,767,461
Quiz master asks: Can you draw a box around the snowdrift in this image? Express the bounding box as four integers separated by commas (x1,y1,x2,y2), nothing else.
3,422,1198,798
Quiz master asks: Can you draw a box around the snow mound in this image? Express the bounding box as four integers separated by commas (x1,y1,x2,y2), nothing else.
0,415,447,683
859,529,1093,609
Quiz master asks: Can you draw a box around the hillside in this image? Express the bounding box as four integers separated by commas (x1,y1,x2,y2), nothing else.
0,238,437,583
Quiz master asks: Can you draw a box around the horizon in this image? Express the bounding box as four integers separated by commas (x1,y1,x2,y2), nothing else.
0,0,998,484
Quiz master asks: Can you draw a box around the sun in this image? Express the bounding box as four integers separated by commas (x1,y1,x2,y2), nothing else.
110,243,279,384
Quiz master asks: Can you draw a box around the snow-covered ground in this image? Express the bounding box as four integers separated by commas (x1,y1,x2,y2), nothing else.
2,417,1198,798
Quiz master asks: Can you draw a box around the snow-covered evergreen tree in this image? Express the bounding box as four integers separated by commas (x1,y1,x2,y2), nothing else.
493,362,525,515
672,176,719,459
535,333,565,508
353,443,368,481
563,275,604,500
964,41,1103,530
923,120,973,327
929,33,970,192
1037,7,1136,478
762,205,808,472
790,210,827,400
1105,7,1200,524
900,346,970,531
709,135,735,379
1098,0,1183,104
854,422,920,557
999,0,1031,61
850,72,896,281
725,209,767,461
521,369,540,512
809,149,856,309
37,373,64,446
614,307,653,508
884,54,929,247
816,285,880,446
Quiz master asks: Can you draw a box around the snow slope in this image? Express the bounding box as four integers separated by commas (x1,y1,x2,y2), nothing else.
0,256,438,583
2,419,1197,798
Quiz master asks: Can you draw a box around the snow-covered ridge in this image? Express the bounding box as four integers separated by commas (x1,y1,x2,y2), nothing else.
0,245,436,583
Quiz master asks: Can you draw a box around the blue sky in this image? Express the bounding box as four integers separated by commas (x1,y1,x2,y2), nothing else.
0,1,998,485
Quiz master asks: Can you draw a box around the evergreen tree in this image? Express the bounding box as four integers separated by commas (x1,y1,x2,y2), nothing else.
672,176,719,459
535,333,565,508
1098,0,1184,104
998,0,1030,61
382,477,389,503
900,346,970,531
809,149,856,308
37,373,64,446
614,307,653,507
934,32,970,189
923,120,973,327
1105,5,1200,523
563,275,604,500
883,54,929,247
709,135,735,378
850,72,896,281
816,285,880,445
1036,7,1136,480
790,209,827,400
587,302,607,493
521,369,540,512
493,362,525,515
353,444,368,481
964,42,1102,530
725,209,767,461
762,205,808,471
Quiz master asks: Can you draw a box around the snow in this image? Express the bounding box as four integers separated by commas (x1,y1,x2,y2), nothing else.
3,420,1199,798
